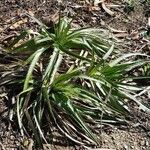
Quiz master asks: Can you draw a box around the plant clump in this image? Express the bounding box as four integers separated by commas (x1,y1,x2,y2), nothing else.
1,16,150,148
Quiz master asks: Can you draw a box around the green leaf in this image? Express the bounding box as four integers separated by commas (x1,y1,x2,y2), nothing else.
24,48,46,90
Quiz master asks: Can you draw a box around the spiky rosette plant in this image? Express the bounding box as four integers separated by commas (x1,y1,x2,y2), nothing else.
1,17,150,148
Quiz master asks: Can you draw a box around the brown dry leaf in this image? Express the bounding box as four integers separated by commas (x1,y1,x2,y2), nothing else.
101,2,115,16
28,10,35,17
10,18,28,29
72,22,81,28
51,10,59,23
114,33,128,38
42,11,59,27
89,6,101,11
130,30,139,40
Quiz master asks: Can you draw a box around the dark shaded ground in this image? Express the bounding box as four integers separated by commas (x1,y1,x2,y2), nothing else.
0,0,150,149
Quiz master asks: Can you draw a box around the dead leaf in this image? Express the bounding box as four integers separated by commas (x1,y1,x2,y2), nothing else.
42,11,59,27
101,2,115,16
28,10,35,17
90,6,101,11
130,30,139,40
114,33,128,38
1,34,16,42
51,10,59,23
10,18,28,29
